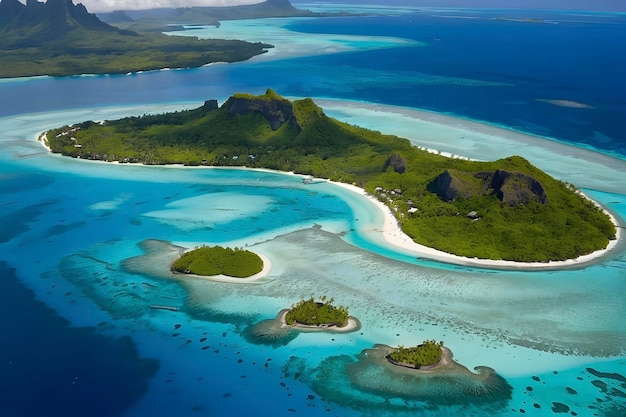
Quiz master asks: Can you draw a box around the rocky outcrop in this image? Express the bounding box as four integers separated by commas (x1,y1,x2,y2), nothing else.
429,170,483,202
476,170,549,206
224,94,301,132
202,99,218,111
430,169,549,206
383,152,408,174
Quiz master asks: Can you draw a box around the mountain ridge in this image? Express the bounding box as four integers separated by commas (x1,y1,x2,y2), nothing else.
97,0,350,30
0,0,133,42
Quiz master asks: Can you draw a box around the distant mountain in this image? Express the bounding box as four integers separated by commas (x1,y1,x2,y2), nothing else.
98,0,344,29
99,10,134,24
0,0,133,45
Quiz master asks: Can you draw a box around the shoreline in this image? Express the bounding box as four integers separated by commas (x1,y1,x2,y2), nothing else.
330,180,622,270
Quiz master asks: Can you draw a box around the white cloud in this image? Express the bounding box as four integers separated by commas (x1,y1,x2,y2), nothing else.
48,0,262,13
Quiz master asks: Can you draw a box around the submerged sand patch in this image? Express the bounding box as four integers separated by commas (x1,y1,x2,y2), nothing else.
282,343,513,412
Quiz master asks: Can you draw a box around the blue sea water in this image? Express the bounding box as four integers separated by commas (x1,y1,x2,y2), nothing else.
1,7,625,417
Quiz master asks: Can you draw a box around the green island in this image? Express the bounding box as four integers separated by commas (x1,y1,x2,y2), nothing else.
171,246,263,278
284,296,350,327
0,0,284,78
387,340,444,368
45,89,617,262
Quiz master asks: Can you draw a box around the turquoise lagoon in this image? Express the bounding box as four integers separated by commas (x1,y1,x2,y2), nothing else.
1,7,626,417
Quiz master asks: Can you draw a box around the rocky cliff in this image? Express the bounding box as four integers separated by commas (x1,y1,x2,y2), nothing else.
224,92,301,132
430,169,549,206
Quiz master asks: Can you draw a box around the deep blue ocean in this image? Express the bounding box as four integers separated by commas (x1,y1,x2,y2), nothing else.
1,7,625,417
284,11,626,156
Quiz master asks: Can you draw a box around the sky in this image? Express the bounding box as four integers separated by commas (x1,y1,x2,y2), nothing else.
18,0,626,13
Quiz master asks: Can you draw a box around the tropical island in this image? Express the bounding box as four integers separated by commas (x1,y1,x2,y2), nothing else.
243,296,360,347
44,89,617,263
317,343,514,407
0,0,324,78
171,245,264,278
387,339,445,369
284,296,350,328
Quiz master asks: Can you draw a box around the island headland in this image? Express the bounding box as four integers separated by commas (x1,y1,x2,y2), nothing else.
44,89,619,264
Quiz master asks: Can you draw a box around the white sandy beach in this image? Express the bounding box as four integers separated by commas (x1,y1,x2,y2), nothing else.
330,180,622,270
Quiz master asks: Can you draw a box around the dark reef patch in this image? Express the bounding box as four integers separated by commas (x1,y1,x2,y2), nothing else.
551,401,570,413
182,303,257,327
587,368,626,384
0,200,57,243
242,318,299,348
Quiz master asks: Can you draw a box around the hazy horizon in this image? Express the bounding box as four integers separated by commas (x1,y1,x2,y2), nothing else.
11,0,626,13
299,0,626,12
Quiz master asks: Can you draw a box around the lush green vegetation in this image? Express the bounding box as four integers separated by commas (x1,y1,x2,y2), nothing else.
284,296,349,327
46,90,617,262
388,340,444,368
0,29,270,78
171,246,263,278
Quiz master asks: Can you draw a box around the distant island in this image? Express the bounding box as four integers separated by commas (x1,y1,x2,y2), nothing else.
44,90,617,262
97,0,349,33
0,0,330,78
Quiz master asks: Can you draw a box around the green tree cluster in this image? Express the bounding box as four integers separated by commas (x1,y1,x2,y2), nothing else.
171,246,263,278
388,340,444,368
284,296,349,327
